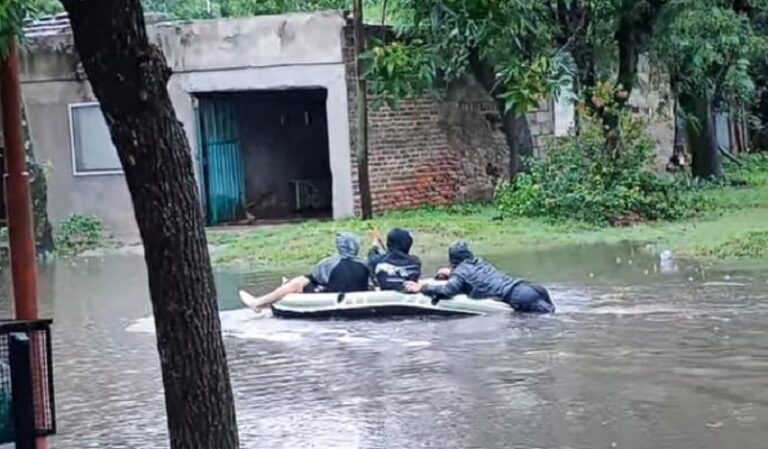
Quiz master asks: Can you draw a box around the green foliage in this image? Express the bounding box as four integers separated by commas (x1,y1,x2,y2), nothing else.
220,0,347,16
140,0,351,19
653,2,763,109
364,0,568,115
496,111,699,225
362,39,439,109
0,0,27,59
26,0,63,15
725,153,768,186
708,230,768,258
56,214,105,256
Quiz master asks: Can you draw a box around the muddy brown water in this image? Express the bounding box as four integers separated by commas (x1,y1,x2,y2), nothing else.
1,243,768,449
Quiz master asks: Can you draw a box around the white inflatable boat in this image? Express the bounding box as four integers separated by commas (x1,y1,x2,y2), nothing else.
239,289,512,319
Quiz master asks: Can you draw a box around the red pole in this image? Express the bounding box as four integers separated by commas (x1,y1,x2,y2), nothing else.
0,38,47,449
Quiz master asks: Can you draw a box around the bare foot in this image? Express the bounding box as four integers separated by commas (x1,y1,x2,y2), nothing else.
239,290,268,311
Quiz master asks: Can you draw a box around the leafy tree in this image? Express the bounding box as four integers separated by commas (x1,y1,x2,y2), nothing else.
548,0,668,134
738,0,768,150
365,0,570,177
653,0,763,178
57,0,239,447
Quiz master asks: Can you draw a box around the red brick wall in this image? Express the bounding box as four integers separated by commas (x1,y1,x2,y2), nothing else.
344,25,554,215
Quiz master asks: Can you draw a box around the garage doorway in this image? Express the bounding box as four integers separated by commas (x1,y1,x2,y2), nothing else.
197,89,333,225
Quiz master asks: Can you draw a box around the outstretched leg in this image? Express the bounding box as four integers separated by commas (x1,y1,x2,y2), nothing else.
241,276,311,311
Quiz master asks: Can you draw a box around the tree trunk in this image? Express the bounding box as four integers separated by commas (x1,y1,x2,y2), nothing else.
353,0,373,219
21,104,55,255
468,50,534,178
679,93,722,179
58,1,239,448
615,25,639,101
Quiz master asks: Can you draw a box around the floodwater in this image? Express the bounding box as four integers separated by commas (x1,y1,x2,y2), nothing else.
2,243,768,449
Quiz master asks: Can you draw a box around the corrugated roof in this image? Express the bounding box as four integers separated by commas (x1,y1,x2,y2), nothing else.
23,13,171,37
23,14,71,37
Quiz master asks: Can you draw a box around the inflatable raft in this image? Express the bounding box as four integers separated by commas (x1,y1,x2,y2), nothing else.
239,289,512,319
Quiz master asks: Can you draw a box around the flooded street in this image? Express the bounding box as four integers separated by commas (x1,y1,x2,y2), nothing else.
3,244,768,449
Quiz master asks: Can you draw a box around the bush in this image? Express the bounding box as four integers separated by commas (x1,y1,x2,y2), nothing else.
56,214,105,256
724,153,768,186
496,113,700,225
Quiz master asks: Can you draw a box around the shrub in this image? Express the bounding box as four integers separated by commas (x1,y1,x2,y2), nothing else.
724,153,768,186
496,112,700,225
56,214,105,256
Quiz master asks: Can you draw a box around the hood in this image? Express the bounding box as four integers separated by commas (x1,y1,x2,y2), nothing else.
386,228,413,254
336,232,361,258
448,240,474,267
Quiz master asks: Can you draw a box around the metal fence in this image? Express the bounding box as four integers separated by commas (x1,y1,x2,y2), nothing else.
0,320,55,445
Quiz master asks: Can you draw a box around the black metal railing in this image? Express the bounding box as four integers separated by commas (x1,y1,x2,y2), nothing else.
0,319,55,446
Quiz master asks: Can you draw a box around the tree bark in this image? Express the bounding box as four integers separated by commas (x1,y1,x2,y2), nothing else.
679,93,723,179
615,25,639,101
58,1,239,448
468,50,534,178
353,0,373,219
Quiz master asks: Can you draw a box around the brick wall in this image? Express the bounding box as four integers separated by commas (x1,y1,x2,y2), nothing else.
344,25,555,214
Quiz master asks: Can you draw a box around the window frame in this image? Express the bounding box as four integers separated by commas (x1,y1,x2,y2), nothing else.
69,102,124,177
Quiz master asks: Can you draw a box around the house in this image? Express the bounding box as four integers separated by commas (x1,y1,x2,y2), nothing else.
12,11,559,240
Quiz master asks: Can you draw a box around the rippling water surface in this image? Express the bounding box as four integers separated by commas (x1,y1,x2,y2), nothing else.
3,243,768,449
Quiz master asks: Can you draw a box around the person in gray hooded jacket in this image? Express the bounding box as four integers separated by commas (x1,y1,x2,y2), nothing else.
242,232,370,310
404,240,555,314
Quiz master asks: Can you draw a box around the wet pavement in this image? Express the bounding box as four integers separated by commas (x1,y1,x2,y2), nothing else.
2,243,768,449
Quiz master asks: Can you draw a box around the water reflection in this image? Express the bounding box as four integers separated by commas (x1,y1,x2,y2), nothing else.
2,243,767,449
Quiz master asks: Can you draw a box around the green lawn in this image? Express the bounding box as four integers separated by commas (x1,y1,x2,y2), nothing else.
207,174,768,269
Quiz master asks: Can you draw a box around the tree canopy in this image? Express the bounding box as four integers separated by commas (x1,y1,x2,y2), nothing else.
10,0,768,178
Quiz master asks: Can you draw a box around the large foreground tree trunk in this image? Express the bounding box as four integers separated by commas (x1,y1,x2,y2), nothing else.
59,1,239,448
468,50,534,177
679,93,722,179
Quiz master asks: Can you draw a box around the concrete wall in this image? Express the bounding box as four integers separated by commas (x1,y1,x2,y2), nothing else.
627,57,675,171
19,11,354,239
16,33,141,239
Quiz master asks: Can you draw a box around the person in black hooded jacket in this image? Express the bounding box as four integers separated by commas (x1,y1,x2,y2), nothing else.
241,232,369,311
404,240,555,314
368,228,422,291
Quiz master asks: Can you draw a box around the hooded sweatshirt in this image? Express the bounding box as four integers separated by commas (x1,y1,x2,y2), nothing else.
422,240,521,300
368,228,422,291
309,233,370,293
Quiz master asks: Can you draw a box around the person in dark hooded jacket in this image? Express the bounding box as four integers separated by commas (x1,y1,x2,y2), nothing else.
404,240,555,314
367,228,422,291
241,232,369,310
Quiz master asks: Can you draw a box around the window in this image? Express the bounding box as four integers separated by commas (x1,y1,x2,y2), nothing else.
69,103,122,176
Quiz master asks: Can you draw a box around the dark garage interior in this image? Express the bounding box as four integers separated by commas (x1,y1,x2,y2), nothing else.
197,88,333,225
